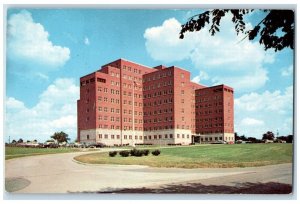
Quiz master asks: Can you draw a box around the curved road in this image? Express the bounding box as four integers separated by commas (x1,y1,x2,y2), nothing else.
5,150,293,193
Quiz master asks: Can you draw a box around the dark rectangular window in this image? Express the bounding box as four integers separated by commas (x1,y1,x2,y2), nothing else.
97,78,106,83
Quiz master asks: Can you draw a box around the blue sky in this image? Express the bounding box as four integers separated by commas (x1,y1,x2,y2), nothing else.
5,9,294,142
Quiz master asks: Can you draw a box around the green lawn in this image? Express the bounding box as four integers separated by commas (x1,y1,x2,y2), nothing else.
5,147,86,160
74,143,293,168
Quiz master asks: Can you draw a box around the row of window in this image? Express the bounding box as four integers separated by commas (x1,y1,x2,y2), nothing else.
196,109,224,115
81,77,105,87
196,117,223,122
143,81,173,90
97,86,143,94
122,65,142,74
196,87,233,96
199,130,225,134
99,134,143,140
122,74,142,82
143,70,173,82
143,108,173,116
201,137,223,141
198,124,224,128
96,115,179,124
143,89,173,98
91,133,194,141
195,95,222,102
97,116,143,123
199,136,233,141
195,102,223,108
144,124,191,131
144,116,173,123
97,124,143,131
87,134,233,141
145,133,190,140
144,98,185,107
144,98,174,107
97,98,143,106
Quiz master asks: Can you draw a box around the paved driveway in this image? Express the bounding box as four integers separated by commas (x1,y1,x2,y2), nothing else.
5,150,293,193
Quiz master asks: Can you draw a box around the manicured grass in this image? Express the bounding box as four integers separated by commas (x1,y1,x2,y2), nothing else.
74,143,293,168
5,147,87,160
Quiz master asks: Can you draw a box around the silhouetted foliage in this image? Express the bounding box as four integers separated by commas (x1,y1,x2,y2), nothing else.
240,135,248,141
17,138,23,143
180,9,294,52
51,131,70,143
262,131,275,140
119,150,130,157
286,135,293,143
234,132,241,141
248,137,261,143
130,149,144,157
109,151,118,157
277,135,293,143
151,150,161,156
142,149,150,156
11,139,17,144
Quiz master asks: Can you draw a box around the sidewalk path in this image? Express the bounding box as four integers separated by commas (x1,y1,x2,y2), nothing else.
5,150,293,193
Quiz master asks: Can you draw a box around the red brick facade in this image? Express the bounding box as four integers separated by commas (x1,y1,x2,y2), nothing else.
77,59,234,145
195,85,234,143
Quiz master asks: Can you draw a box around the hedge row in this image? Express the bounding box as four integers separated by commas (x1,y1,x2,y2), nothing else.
109,149,160,157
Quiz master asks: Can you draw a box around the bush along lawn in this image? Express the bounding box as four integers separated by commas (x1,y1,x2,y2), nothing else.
74,143,293,168
108,149,160,158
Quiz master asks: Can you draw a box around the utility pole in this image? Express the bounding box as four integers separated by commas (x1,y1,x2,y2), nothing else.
9,136,10,144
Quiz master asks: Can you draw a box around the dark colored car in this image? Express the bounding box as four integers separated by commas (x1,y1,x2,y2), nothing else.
85,142,106,148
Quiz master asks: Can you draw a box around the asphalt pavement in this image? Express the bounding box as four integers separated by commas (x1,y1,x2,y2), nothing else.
5,149,293,194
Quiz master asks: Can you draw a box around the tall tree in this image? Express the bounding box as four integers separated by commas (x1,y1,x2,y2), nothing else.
234,132,241,141
180,9,294,52
240,135,248,141
262,131,275,140
286,135,293,143
248,137,259,143
50,131,70,144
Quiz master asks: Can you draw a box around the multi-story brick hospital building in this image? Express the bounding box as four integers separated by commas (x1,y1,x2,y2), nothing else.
77,59,234,146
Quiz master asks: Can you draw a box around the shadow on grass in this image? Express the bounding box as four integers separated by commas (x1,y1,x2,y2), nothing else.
77,182,292,194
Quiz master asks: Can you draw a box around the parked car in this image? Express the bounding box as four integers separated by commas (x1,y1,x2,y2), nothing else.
74,143,84,148
85,142,106,148
25,143,40,148
43,142,59,148
212,140,227,144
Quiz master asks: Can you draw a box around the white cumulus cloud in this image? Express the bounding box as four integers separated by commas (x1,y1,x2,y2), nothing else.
7,10,70,67
235,86,293,138
240,117,264,126
144,18,200,63
235,86,293,113
144,15,276,93
191,71,209,83
5,78,79,142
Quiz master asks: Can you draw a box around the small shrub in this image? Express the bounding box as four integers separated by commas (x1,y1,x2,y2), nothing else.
151,149,161,156
109,151,117,157
130,148,137,156
130,149,144,157
119,150,130,157
142,149,150,156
